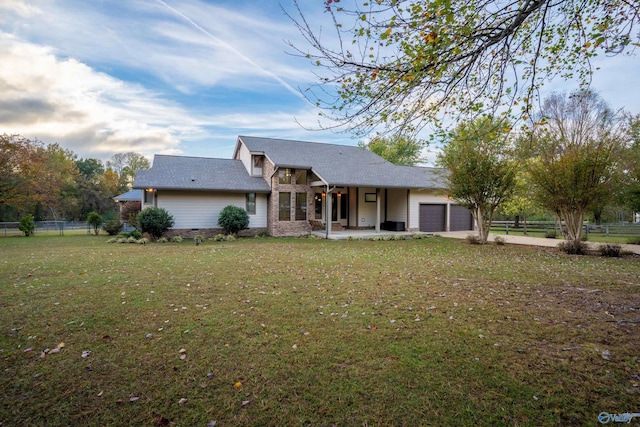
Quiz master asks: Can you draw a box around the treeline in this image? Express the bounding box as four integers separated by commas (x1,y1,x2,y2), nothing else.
0,134,149,222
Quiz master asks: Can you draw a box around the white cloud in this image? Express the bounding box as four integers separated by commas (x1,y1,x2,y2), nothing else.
0,34,204,160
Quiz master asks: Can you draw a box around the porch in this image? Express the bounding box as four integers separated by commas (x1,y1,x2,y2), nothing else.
311,228,429,240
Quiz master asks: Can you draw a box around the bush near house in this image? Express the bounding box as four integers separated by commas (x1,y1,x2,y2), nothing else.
137,207,174,240
217,205,249,235
102,219,123,236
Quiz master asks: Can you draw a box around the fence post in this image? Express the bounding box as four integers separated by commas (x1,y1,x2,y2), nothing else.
505,224,509,235
605,225,609,236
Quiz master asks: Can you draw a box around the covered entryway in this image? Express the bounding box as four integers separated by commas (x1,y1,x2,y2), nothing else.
450,205,474,231
419,204,446,232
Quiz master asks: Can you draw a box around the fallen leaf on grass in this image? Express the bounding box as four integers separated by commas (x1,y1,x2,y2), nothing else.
234,382,242,388
153,416,170,426
178,398,188,405
81,350,91,358
130,396,140,402
241,400,251,407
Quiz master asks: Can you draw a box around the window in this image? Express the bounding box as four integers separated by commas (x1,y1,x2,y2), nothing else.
279,192,291,221
252,156,263,176
279,168,291,184
314,194,323,219
294,169,307,185
246,193,256,215
295,192,307,220
144,189,154,204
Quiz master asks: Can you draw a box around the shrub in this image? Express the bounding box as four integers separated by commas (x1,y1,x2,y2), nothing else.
157,237,168,243
87,211,103,235
599,243,621,258
494,236,505,245
255,230,270,238
18,215,35,237
557,240,587,255
170,236,183,243
127,236,138,244
137,207,174,240
213,234,236,242
465,234,482,245
545,230,557,239
103,219,123,236
137,238,149,245
217,205,249,235
121,201,141,226
194,235,204,245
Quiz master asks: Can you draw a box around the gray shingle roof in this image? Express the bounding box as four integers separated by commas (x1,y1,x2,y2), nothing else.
133,155,271,193
238,136,446,189
113,189,142,201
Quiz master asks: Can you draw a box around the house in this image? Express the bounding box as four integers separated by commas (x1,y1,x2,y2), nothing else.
132,136,473,237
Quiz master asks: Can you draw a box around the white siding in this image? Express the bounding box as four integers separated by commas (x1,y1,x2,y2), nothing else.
157,191,267,229
408,190,451,230
357,187,380,227
386,188,408,222
237,142,252,174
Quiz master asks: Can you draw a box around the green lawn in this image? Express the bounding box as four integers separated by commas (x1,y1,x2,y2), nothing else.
1,235,639,426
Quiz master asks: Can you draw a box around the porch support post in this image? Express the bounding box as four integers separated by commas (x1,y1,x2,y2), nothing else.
406,189,410,231
325,185,332,239
375,188,381,233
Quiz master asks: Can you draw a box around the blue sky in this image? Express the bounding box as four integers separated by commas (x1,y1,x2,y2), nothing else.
1,0,639,166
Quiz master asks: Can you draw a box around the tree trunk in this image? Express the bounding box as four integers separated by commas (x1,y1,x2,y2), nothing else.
472,206,491,244
559,207,584,244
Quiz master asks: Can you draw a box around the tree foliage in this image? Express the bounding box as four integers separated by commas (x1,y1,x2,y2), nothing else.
437,116,517,243
18,215,35,237
107,152,151,190
290,0,640,134
138,207,175,240
621,114,640,214
0,134,149,222
359,134,426,165
87,211,103,236
526,90,624,243
218,205,250,235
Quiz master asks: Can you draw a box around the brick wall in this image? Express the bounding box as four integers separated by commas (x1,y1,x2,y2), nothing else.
263,159,314,237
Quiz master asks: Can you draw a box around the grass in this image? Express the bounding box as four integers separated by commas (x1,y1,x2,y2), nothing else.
1,235,639,426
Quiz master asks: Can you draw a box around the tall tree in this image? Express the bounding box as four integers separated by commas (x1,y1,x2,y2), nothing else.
359,134,426,165
0,134,38,209
107,152,150,190
499,167,539,233
621,114,640,215
526,90,624,244
290,0,640,134
437,116,517,244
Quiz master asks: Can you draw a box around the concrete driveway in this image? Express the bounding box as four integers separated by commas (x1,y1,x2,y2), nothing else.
439,231,640,255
